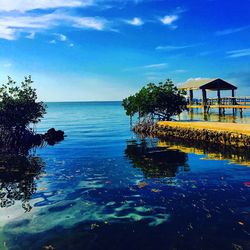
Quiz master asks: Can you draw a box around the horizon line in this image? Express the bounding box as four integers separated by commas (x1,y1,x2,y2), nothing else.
43,100,123,103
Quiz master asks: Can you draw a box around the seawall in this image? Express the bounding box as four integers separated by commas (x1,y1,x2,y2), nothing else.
133,121,250,149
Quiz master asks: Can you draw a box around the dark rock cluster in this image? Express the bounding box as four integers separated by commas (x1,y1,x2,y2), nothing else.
24,128,65,147
43,128,65,145
0,127,65,154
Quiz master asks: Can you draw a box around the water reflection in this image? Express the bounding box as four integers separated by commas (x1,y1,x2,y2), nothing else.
125,139,190,178
158,138,250,167
0,153,45,211
0,127,64,213
181,109,250,124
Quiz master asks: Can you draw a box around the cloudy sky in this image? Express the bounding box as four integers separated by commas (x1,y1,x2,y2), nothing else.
0,0,249,101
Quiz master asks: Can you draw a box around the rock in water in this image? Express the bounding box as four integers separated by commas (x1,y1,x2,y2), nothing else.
44,128,65,145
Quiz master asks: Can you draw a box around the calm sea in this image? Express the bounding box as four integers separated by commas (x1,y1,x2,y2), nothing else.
1,102,250,250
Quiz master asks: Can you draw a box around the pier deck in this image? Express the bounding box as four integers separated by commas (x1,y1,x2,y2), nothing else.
158,121,250,136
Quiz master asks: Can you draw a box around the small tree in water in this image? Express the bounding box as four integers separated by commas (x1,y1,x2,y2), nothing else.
0,76,47,130
122,79,187,124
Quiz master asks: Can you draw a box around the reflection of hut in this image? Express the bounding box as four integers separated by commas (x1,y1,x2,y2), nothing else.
179,78,237,107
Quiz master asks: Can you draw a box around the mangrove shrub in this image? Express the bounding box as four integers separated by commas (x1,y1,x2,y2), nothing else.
0,76,46,129
122,79,187,124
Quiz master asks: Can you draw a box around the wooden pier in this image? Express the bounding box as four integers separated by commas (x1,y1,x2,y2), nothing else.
178,78,250,114
188,96,250,114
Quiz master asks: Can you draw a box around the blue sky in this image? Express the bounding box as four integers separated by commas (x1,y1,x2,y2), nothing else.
0,0,250,101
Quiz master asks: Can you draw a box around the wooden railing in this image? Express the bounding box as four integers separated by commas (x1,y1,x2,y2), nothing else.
188,97,250,106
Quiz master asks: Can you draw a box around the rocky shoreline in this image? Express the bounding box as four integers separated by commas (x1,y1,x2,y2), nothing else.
133,122,250,149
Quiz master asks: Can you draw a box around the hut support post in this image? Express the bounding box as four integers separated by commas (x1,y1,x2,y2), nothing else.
232,89,236,104
202,89,207,113
189,89,193,105
217,89,222,115
232,89,236,114
217,89,221,104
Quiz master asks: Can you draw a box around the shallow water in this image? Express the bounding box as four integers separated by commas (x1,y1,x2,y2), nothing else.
0,102,250,250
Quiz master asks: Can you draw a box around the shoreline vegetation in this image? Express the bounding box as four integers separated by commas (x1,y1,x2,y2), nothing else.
122,80,187,125
0,76,65,211
122,80,250,149
0,76,65,154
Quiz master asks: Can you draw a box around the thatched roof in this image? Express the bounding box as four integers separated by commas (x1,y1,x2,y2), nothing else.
178,78,237,91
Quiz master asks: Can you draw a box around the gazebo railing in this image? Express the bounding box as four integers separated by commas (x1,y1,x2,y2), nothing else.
188,97,250,106
187,98,202,105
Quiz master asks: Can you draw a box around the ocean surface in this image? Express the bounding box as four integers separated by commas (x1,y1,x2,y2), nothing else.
0,102,250,250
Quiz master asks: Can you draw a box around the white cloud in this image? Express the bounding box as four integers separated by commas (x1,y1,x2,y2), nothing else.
26,32,36,39
0,13,61,40
156,45,192,51
57,33,67,41
160,15,178,25
0,0,112,40
227,48,250,58
124,63,168,72
49,39,56,44
0,0,93,12
126,17,143,26
216,26,250,36
72,16,107,30
142,63,168,69
0,14,58,29
0,2,183,41
174,69,187,73
0,12,110,40
52,33,72,46
0,26,16,40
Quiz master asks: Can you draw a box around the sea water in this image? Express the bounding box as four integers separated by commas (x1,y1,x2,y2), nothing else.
0,102,250,250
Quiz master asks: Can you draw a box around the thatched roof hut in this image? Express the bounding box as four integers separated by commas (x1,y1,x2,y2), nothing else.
179,78,237,91
178,78,237,105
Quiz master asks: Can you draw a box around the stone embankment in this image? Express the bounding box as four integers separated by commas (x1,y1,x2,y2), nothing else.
133,121,250,148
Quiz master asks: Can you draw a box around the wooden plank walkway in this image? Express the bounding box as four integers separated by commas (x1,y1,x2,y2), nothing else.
158,121,250,136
